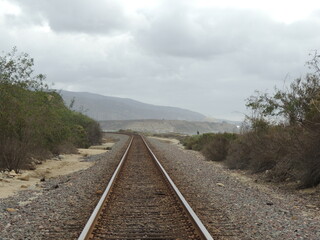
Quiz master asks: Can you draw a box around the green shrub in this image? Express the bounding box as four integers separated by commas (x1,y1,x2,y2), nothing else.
294,129,320,187
181,52,320,187
182,133,217,151
226,126,298,175
201,133,238,162
225,52,320,187
182,132,237,162
0,48,102,172
225,137,251,169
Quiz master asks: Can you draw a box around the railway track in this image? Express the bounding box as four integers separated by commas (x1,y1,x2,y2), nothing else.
79,135,213,240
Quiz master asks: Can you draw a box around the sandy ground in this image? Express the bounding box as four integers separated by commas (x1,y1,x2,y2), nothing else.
89,142,114,150
148,136,184,149
0,142,114,199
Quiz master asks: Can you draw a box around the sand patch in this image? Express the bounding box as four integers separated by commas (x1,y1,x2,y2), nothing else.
149,137,184,149
0,148,108,199
88,142,114,150
79,148,108,155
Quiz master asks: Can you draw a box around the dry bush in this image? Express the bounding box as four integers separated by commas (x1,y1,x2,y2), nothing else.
202,136,230,162
262,126,320,187
226,126,292,174
225,138,251,169
0,138,31,172
226,52,320,187
182,133,236,153
226,124,320,187
249,128,289,173
53,142,78,155
296,130,320,187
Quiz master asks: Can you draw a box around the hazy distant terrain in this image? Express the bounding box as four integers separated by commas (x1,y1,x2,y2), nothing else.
60,90,206,121
100,119,239,135
60,90,239,134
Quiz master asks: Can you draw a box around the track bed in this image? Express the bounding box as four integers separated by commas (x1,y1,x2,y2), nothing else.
80,135,211,240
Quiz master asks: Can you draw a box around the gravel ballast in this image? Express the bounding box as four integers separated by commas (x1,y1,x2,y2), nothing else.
147,137,320,240
0,133,129,240
1,134,319,240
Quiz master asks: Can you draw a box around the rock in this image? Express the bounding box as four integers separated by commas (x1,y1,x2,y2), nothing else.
18,174,30,181
306,204,317,209
53,226,62,231
279,208,290,214
27,162,37,170
28,165,36,170
4,223,11,230
18,201,32,207
266,201,274,206
96,190,103,195
52,155,62,160
40,177,46,182
35,160,42,165
6,208,17,212
0,178,10,183
9,170,18,177
217,183,225,187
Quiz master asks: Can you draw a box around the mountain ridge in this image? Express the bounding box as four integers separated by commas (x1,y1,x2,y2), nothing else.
60,90,206,121
99,119,239,135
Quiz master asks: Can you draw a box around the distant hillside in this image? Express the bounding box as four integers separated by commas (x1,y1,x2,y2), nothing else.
99,119,239,135
60,90,206,121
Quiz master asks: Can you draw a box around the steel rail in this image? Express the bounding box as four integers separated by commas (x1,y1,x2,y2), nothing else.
142,136,214,240
78,135,213,240
78,136,133,240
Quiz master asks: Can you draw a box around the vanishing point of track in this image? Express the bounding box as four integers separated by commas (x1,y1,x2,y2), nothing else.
79,135,213,240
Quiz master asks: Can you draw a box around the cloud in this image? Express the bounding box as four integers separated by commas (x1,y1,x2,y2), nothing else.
9,0,130,34
1,0,320,120
134,3,275,59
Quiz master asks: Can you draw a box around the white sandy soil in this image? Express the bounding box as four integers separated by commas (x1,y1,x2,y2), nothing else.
0,144,113,199
148,136,184,149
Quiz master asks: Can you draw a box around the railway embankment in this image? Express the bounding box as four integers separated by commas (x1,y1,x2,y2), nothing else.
1,133,319,239
148,137,320,239
79,135,210,239
0,133,129,240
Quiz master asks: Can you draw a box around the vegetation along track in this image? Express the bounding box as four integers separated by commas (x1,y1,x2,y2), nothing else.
79,135,213,240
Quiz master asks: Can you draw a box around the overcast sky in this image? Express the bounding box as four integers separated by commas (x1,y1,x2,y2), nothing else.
1,0,320,120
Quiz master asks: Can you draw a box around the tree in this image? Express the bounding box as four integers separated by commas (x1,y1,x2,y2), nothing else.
0,48,102,172
0,47,47,90
246,53,320,126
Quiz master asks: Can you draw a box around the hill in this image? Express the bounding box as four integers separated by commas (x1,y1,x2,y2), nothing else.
60,90,206,121
99,119,239,135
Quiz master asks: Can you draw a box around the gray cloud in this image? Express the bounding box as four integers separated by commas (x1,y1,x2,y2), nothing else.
10,0,129,33
134,4,277,59
1,0,320,121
